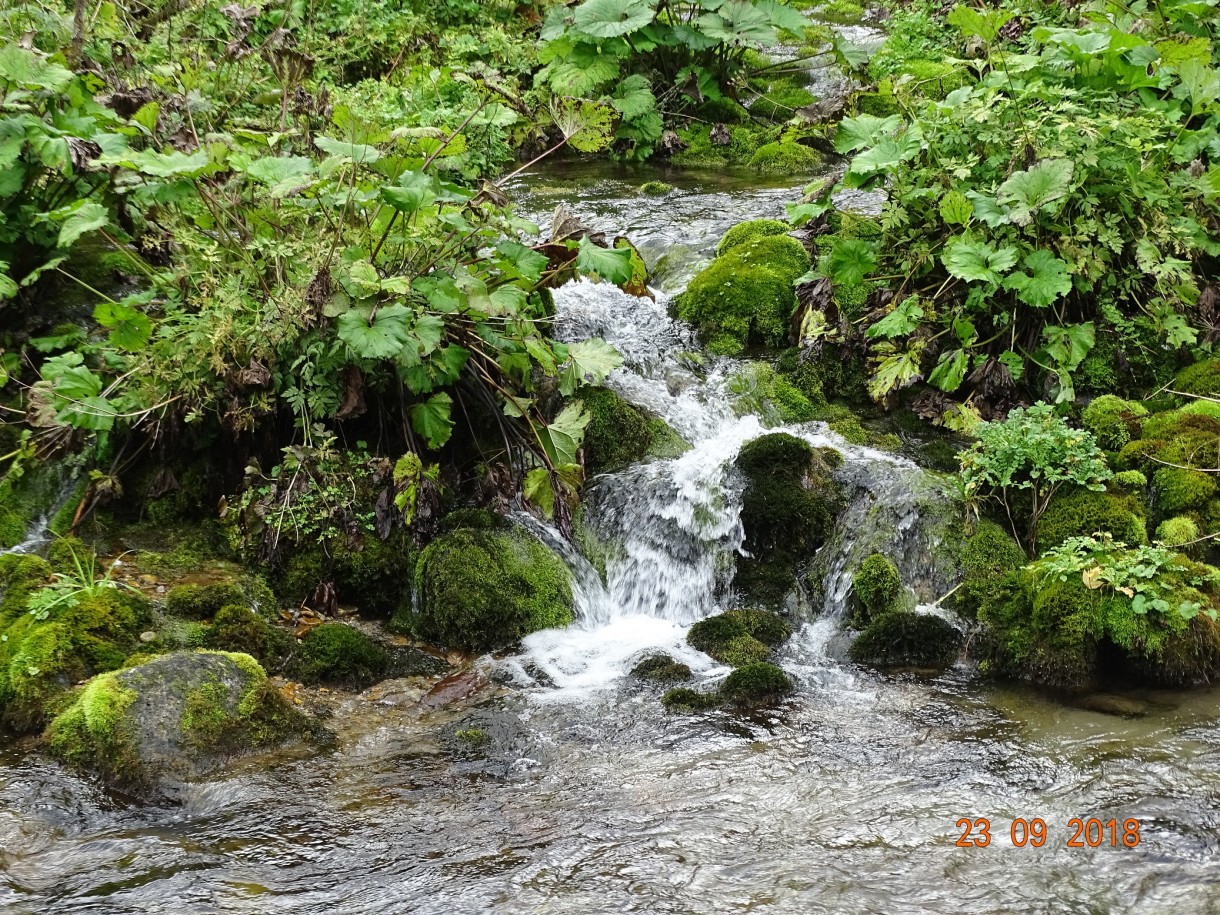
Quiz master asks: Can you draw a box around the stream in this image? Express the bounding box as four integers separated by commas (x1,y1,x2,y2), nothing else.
3,160,1220,914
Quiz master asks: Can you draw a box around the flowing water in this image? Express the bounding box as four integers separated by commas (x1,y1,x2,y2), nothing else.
3,162,1220,914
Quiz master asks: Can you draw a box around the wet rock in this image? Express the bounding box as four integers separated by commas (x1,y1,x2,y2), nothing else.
849,611,962,673
630,653,692,683
47,650,312,793
1077,694,1152,718
420,670,487,710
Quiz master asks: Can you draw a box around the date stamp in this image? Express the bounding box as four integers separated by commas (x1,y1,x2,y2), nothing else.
955,817,1141,848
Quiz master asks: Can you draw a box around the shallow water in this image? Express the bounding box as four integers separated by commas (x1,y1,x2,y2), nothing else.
4,152,1220,915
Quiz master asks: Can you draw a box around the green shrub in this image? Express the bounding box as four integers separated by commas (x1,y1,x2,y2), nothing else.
719,661,793,705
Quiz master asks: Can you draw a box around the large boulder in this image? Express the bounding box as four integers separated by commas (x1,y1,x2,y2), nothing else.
47,650,309,791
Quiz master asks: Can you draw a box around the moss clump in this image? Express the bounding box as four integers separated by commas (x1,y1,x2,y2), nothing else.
951,520,1025,619
752,84,816,121
401,526,574,651
850,553,902,625
724,608,792,646
775,348,826,406
1110,470,1148,491
687,613,769,666
1038,489,1148,551
164,582,249,620
582,386,689,477
46,672,139,781
206,604,293,671
639,180,673,196
630,653,693,682
716,219,791,257
1153,467,1217,515
720,661,793,706
671,122,775,168
676,255,797,356
296,622,390,685
1171,359,1220,398
893,59,967,98
661,686,720,711
728,362,819,424
849,612,962,671
1156,516,1199,548
748,140,822,173
1081,395,1148,452
734,434,841,603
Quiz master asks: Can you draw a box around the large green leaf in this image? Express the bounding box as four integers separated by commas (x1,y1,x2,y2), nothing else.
753,0,808,35
410,392,454,449
243,155,315,197
946,4,1011,42
828,238,878,286
610,75,657,120
996,159,1074,226
524,466,557,518
0,45,73,91
105,148,210,178
834,115,904,154
575,236,633,284
541,402,592,467
337,304,412,359
696,0,775,44
558,341,623,394
1003,249,1073,308
315,136,381,164
95,299,152,350
867,349,922,401
866,296,924,340
0,263,17,300
571,0,655,38
380,171,436,213
943,235,1020,285
927,348,968,392
57,203,108,248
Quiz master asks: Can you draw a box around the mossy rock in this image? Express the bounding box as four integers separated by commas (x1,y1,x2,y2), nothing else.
1081,395,1148,452
775,347,826,407
671,122,776,168
716,219,790,257
850,553,902,625
0,573,151,732
748,140,822,173
206,604,293,672
630,653,692,683
274,529,416,616
1171,359,1220,398
165,582,250,620
949,520,1025,619
1157,516,1199,548
1153,467,1217,515
47,650,309,792
728,362,820,423
582,386,690,477
639,180,673,196
1038,488,1147,551
751,83,816,121
296,622,390,686
724,608,792,646
849,611,962,672
661,686,720,711
676,257,796,356
734,434,842,603
688,613,770,666
399,526,574,651
719,661,793,706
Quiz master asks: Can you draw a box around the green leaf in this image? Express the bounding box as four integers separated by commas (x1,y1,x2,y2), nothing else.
57,203,108,248
998,350,1025,381
337,304,412,359
559,341,623,394
928,348,968,392
106,148,210,178
315,136,381,164
243,155,315,197
996,159,1074,226
380,171,436,213
575,236,633,284
550,98,616,153
0,45,73,90
834,114,904,154
410,392,454,449
0,263,17,300
610,74,657,120
786,200,831,226
943,235,1020,285
1003,249,1072,308
524,467,556,518
844,125,923,185
939,190,973,226
95,300,152,350
867,348,922,401
946,4,1011,42
542,402,592,468
496,241,549,284
828,238,878,286
696,0,775,44
571,0,655,38
866,296,924,339
754,0,808,35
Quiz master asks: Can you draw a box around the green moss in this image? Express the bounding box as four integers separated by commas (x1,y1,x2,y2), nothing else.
401,526,574,650
1172,359,1220,398
728,362,818,424
734,434,841,603
752,84,816,121
719,661,793,706
849,611,962,671
672,122,776,168
716,219,791,258
776,348,826,406
639,180,673,196
1156,516,1199,548
1081,395,1148,451
676,257,796,356
296,622,389,685
661,686,720,711
733,235,811,283
206,604,292,671
724,608,792,646
851,553,902,625
951,520,1025,619
630,653,693,682
46,671,139,780
0,505,26,549
748,140,822,174
893,59,967,98
688,613,769,666
164,582,248,620
1038,489,1148,551
1111,470,1148,491
582,386,688,476
1154,467,1217,515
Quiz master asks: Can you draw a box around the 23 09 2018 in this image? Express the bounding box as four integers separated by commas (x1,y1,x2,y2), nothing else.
954,817,1142,848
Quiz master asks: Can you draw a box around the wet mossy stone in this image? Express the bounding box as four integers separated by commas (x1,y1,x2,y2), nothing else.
296,622,390,686
206,604,293,672
725,608,792,646
639,180,673,196
850,553,902,625
849,611,962,672
1081,395,1147,452
631,653,692,682
1153,467,1217,515
1172,359,1220,398
1038,488,1147,552
716,219,790,257
47,650,308,792
734,434,842,603
661,686,720,711
748,140,822,173
720,661,793,706
1156,516,1199,548
688,612,776,666
401,526,574,651
165,582,252,620
582,386,690,477
274,529,416,616
950,520,1025,619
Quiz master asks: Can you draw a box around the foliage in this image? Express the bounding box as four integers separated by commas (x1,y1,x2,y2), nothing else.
25,540,134,621
959,404,1111,554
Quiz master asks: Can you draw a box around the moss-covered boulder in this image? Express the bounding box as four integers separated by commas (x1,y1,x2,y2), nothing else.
688,613,769,666
165,582,251,620
295,622,390,686
274,529,417,616
631,653,692,683
1153,466,1217,515
1038,488,1148,551
661,686,721,711
676,230,812,356
1157,516,1199,548
398,523,574,651
734,434,842,603
716,219,790,257
1081,395,1148,452
950,520,1025,618
205,604,293,671
849,553,902,625
0,555,152,732
47,650,308,791
1171,358,1220,398
720,661,794,706
748,140,822,173
980,570,1220,690
639,180,672,196
849,612,962,672
582,386,689,477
